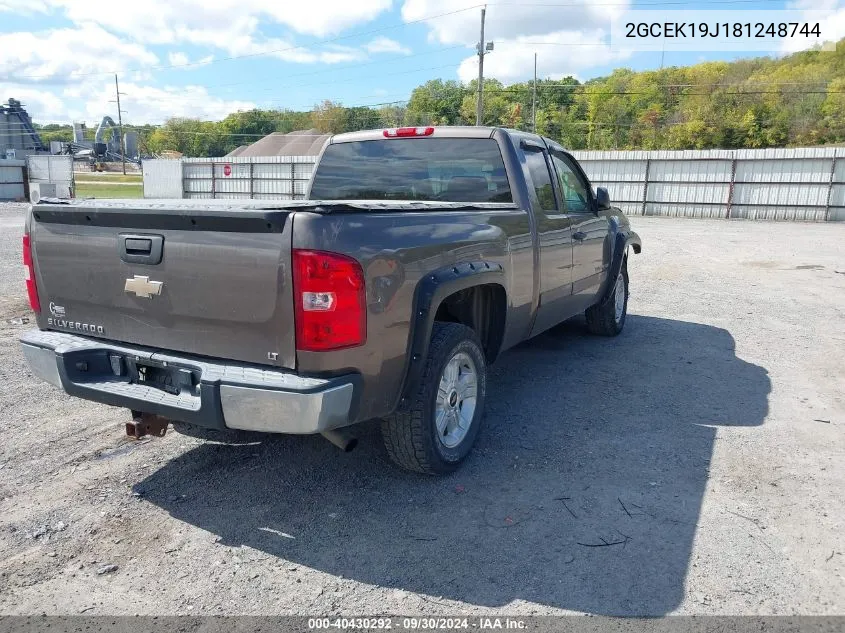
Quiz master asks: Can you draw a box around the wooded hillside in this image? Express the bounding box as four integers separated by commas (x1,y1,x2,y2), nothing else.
36,40,845,156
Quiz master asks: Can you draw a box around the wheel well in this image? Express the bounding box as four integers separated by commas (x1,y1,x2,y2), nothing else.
433,284,507,362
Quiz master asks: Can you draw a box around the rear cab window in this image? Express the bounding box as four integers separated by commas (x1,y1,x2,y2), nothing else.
522,149,557,211
309,138,513,203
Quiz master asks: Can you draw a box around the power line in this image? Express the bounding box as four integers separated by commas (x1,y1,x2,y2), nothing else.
26,57,466,112
160,62,463,108
3,99,414,139
157,44,466,96
231,77,845,110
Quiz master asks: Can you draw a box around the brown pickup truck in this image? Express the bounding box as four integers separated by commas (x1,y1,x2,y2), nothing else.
21,126,641,473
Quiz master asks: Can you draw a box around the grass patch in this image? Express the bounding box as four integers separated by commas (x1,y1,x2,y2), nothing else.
74,172,143,183
75,183,144,199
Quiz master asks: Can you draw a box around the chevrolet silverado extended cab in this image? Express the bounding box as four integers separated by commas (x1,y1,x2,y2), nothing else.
21,126,640,473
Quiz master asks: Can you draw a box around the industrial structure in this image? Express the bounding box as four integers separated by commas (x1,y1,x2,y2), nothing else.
0,99,46,158
64,117,139,165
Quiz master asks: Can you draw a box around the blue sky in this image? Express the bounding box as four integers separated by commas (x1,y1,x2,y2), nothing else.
0,0,842,125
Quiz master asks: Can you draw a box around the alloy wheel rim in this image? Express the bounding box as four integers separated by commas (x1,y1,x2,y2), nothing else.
614,273,625,322
435,351,478,448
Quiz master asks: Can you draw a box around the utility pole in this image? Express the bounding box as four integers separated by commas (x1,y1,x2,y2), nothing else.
114,74,126,175
475,6,486,126
532,52,537,132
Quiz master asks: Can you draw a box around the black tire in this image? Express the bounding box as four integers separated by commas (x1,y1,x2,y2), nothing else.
585,259,628,336
381,322,487,474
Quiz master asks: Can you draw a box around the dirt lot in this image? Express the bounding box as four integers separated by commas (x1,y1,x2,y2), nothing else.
0,201,843,616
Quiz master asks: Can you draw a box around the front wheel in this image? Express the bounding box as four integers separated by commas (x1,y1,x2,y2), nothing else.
381,322,486,474
585,261,628,336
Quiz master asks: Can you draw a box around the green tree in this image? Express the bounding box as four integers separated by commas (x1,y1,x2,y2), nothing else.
310,100,348,134
459,79,512,126
49,37,845,158
407,79,466,125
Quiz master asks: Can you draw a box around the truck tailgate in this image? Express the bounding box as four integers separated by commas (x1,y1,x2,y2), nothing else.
29,201,296,369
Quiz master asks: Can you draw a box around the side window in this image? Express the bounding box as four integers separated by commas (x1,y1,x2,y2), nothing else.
523,149,557,211
551,153,591,214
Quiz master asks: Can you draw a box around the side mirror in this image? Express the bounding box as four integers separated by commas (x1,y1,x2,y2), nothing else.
595,187,611,211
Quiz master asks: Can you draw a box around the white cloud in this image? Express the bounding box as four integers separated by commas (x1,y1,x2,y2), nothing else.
34,0,392,41
0,0,389,125
403,0,632,82
365,36,412,55
0,0,397,81
0,24,159,84
0,0,403,83
457,30,630,84
195,28,365,64
168,52,189,66
0,83,66,121
402,0,630,44
0,0,48,13
167,51,215,68
73,79,255,124
138,12,371,65
780,0,845,53
3,76,253,124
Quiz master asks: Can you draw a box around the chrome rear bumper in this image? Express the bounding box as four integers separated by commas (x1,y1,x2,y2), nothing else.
20,329,357,434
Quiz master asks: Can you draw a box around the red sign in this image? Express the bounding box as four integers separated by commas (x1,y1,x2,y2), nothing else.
223,164,232,177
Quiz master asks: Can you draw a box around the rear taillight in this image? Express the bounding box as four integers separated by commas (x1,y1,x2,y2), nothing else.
292,249,366,352
383,126,434,138
22,234,40,313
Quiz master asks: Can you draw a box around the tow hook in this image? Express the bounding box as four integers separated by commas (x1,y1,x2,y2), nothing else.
126,411,169,439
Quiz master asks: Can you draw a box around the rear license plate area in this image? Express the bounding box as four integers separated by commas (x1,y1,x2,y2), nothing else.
131,359,198,396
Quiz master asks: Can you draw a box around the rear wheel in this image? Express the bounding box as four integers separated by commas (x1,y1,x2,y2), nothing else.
585,259,628,336
381,322,486,474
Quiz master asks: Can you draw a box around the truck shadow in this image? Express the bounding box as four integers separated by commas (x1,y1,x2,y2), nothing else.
136,315,770,615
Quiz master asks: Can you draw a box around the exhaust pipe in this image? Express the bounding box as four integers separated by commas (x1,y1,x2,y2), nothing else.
321,428,358,452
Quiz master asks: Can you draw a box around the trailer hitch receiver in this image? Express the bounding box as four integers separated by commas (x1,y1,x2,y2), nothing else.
126,411,169,439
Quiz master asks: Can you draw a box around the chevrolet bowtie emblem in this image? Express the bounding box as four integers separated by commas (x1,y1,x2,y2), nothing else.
124,275,163,299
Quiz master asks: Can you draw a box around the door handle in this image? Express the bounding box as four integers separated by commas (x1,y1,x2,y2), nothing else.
573,231,586,242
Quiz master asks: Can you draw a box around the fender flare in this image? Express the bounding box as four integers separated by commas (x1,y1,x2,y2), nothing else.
395,261,505,409
598,230,642,304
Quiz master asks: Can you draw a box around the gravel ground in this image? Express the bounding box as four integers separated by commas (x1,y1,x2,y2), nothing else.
0,201,843,616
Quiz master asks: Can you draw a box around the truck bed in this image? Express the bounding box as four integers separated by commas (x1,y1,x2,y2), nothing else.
28,198,517,370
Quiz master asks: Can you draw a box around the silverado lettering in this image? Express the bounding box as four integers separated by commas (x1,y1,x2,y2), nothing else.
46,318,104,334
